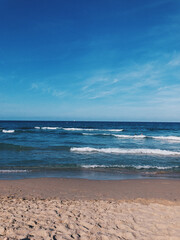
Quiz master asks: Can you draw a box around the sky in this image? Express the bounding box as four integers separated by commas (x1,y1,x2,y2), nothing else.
0,0,180,121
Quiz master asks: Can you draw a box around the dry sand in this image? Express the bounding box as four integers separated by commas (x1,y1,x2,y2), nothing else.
0,178,179,240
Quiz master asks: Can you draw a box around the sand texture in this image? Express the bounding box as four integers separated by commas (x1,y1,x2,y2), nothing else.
0,197,179,240
0,178,179,240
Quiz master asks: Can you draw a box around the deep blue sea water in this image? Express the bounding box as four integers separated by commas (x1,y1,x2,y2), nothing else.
0,121,180,180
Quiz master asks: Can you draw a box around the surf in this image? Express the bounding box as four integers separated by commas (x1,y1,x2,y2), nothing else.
70,147,180,155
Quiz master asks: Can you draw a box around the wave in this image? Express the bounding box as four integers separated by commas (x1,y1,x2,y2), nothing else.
34,126,60,130
62,128,89,131
87,133,180,141
35,127,94,131
2,130,15,133
82,133,146,138
62,128,123,132
108,129,124,132
0,143,34,151
70,147,180,155
82,133,113,137
81,165,179,170
0,170,29,173
33,127,124,132
114,134,146,139
112,134,180,141
48,145,71,151
41,127,59,130
152,136,180,141
42,127,59,130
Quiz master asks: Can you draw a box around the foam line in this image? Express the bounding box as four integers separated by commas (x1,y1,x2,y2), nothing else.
71,147,180,155
0,170,29,173
81,165,178,169
2,130,15,133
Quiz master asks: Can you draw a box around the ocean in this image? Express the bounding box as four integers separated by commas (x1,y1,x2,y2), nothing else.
0,121,180,180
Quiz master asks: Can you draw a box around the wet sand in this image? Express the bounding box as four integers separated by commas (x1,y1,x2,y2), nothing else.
0,178,179,200
0,178,179,239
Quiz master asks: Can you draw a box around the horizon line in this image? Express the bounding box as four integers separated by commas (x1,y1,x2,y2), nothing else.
0,119,180,123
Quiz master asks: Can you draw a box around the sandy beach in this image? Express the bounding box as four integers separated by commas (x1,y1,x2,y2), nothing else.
0,178,180,240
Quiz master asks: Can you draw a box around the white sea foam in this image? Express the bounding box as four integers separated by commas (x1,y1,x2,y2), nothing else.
114,134,146,138
81,165,178,169
62,128,123,132
82,165,107,168
110,134,180,141
107,129,124,132
2,130,15,133
41,127,59,130
34,126,59,130
0,170,29,173
152,136,180,141
82,133,111,136
132,165,178,169
62,128,89,131
71,147,180,155
82,133,93,135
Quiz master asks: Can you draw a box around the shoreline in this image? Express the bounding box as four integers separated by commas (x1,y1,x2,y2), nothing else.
0,178,179,201
0,167,179,181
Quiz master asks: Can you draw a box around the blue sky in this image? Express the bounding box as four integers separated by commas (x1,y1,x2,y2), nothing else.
0,0,180,121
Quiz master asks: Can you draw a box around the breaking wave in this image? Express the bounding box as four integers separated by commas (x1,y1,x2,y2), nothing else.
114,134,146,138
70,147,180,155
41,127,59,130
83,133,180,141
0,170,29,173
62,128,90,131
82,133,113,136
109,134,180,141
2,130,15,133
62,128,123,132
82,133,146,138
106,129,124,132
152,136,180,141
81,165,179,170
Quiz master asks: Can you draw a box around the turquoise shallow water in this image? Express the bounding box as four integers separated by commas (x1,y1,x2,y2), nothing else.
0,121,180,180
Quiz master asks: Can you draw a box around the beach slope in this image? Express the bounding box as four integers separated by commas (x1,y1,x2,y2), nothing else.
0,178,179,240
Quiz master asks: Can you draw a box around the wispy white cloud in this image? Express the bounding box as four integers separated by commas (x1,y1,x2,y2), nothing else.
168,54,180,66
79,52,180,105
89,89,116,100
154,84,180,104
31,82,65,98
